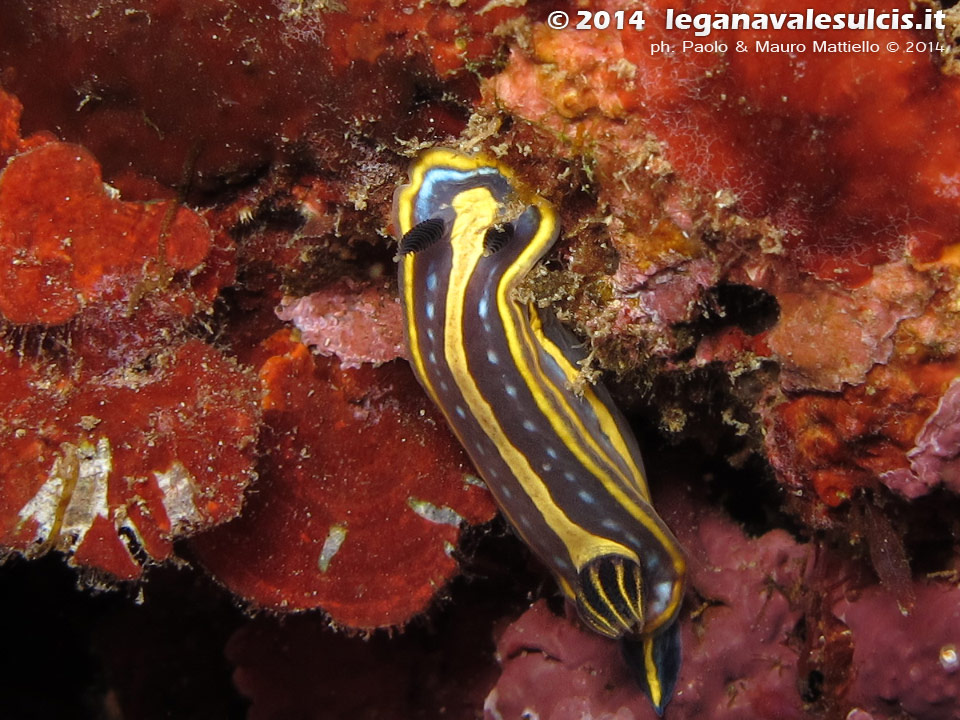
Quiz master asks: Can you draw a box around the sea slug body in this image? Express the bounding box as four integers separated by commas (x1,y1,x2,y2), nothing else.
395,148,686,714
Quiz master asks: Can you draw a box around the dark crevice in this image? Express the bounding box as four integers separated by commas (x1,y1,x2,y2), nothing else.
698,283,781,336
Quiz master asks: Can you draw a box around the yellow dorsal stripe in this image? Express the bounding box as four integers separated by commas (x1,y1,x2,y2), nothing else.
496,227,685,580
401,255,440,406
514,302,649,500
529,310,652,498
443,187,627,570
644,636,663,707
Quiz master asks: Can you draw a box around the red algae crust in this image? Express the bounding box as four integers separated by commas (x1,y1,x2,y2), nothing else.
0,84,259,580
0,2,509,628
4,0,960,714
190,330,496,627
0,340,260,579
0,141,212,326
0,0,532,191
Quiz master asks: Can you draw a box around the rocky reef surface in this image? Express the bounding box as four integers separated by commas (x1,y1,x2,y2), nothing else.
1,2,959,718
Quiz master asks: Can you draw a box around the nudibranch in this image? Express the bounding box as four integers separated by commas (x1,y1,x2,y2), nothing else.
395,148,686,713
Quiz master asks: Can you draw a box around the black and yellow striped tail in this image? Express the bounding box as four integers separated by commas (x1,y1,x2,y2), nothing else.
621,619,683,716
575,555,645,638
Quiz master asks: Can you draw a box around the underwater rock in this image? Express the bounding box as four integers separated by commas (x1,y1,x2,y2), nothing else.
2,1,960,717
0,0,528,191
486,0,960,518
227,599,501,720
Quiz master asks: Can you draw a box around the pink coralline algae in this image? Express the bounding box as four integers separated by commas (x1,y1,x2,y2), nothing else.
834,582,960,719
487,483,960,720
487,484,815,720
0,340,260,579
766,262,935,393
671,513,812,719
485,600,651,720
276,278,405,368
